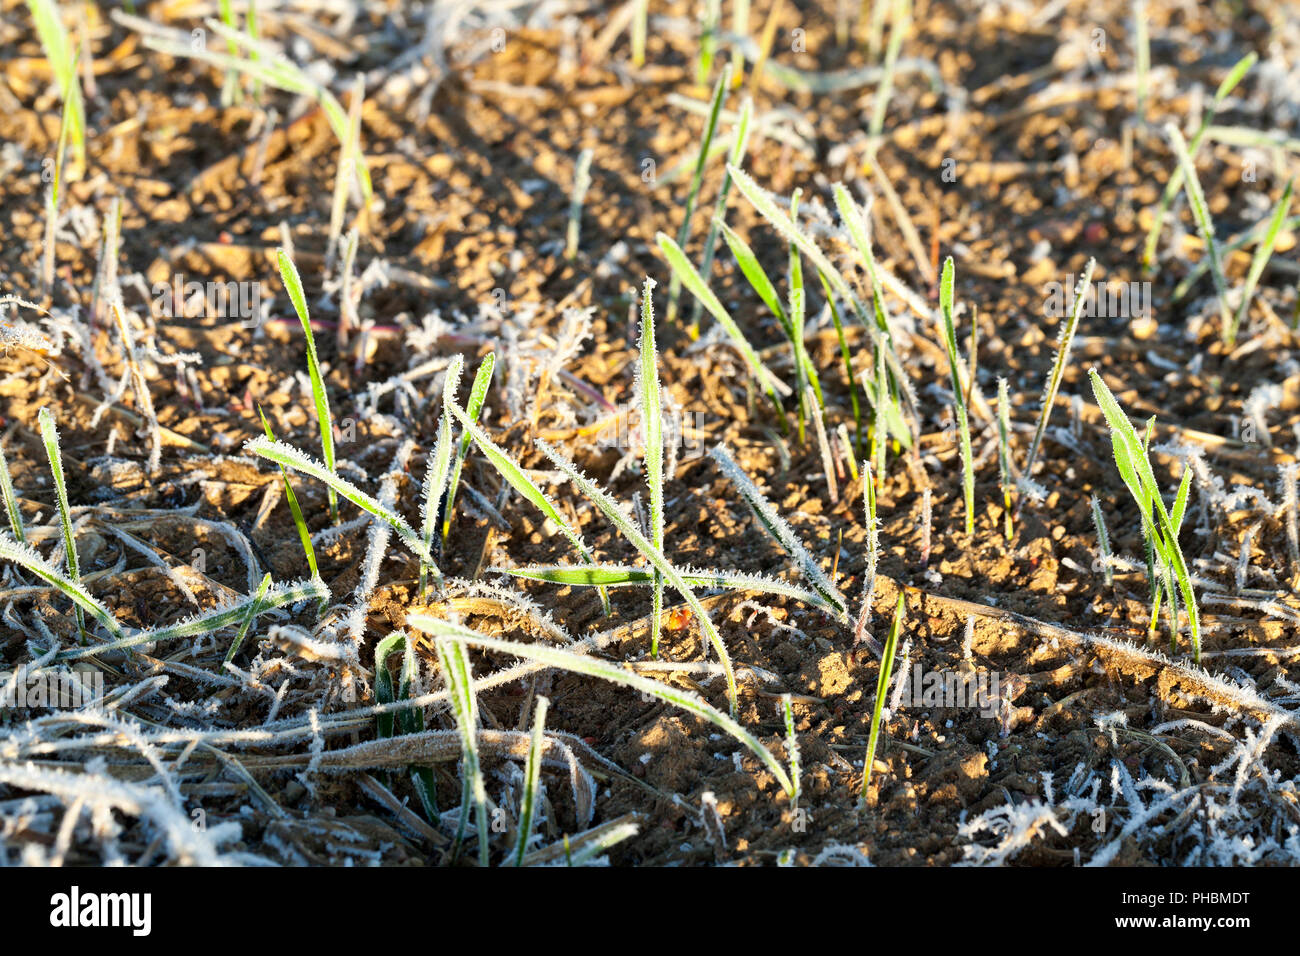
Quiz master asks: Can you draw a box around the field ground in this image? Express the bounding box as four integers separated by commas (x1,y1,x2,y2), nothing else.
2,0,1300,866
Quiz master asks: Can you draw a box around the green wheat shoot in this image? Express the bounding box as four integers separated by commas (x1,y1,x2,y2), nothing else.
861,593,904,806
939,258,974,533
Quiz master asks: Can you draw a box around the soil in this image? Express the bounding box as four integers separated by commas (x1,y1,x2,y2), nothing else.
2,0,1299,866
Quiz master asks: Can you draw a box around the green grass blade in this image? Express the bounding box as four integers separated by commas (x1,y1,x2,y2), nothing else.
535,439,740,714
258,407,319,579
1088,369,1201,660
442,352,496,543
657,231,786,410
0,533,124,640
1019,257,1094,510
861,593,904,805
514,694,548,866
277,248,339,522
224,572,272,663
435,636,489,867
502,564,845,615
1165,124,1233,341
418,410,453,597
938,257,974,534
0,441,25,544
441,359,608,614
637,278,667,657
1229,178,1293,345
709,444,848,618
666,63,732,323
245,437,433,565
38,407,83,640
57,576,329,660
1141,52,1256,273
408,618,794,797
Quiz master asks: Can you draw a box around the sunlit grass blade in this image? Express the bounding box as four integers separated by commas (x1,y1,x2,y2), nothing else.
657,231,786,412
327,73,365,269
631,0,647,66
938,258,974,534
38,407,83,640
26,0,85,169
408,618,794,797
1165,123,1232,341
442,352,496,544
666,64,732,323
868,0,909,142
1018,257,1094,516
278,248,339,523
1229,178,1293,345
688,97,753,336
257,407,318,580
0,533,124,640
565,148,593,261
0,441,25,544
224,572,271,663
861,593,904,806
502,564,845,616
637,278,667,657
1141,52,1256,274
418,411,453,598
996,378,1014,540
535,439,739,713
441,357,609,614
435,636,489,867
514,694,548,866
1091,495,1113,587
245,437,432,565
1089,369,1201,661
709,444,848,619
57,575,329,660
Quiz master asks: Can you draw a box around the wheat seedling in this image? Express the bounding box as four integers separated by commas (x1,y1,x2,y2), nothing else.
441,352,496,545
1229,178,1293,346
938,258,975,533
1091,495,1113,587
417,409,453,599
441,356,609,614
139,18,372,203
710,444,848,619
38,407,83,641
409,617,795,797
636,278,667,657
996,377,1014,540
39,53,78,297
435,636,489,867
688,97,753,337
257,407,318,580
535,438,740,712
565,148,593,262
327,74,365,270
657,232,786,412
666,65,732,323
1141,52,1256,274
1089,369,1201,660
374,632,437,822
0,441,25,544
278,249,339,523
1018,257,1094,518
515,694,548,866
697,0,721,83
224,572,271,663
868,0,909,145
1166,123,1233,342
782,693,800,810
26,0,85,171
0,533,124,640
861,593,904,805
245,438,434,566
